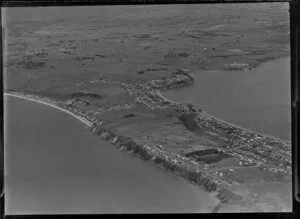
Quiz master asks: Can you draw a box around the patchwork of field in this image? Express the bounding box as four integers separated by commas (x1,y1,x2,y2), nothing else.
4,4,289,91
3,3,291,212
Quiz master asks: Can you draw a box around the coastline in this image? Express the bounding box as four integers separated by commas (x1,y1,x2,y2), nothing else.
158,56,291,144
158,90,290,144
4,55,291,212
4,92,93,128
4,91,220,213
3,3,291,212
249,55,290,71
203,112,291,144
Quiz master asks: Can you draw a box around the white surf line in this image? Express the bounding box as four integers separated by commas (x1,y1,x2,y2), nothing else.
4,92,93,127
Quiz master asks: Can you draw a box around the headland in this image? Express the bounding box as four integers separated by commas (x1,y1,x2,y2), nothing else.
4,4,291,212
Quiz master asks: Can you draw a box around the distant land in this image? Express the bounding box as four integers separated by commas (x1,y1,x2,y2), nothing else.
3,4,291,212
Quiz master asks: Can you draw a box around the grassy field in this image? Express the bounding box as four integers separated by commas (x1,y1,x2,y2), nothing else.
4,4,289,91
3,3,291,212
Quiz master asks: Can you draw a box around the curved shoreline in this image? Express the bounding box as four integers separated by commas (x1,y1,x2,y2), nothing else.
203,112,290,143
157,55,291,144
4,92,93,127
158,90,290,144
4,68,291,212
4,91,219,213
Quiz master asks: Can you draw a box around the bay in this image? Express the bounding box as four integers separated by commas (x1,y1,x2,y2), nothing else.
4,95,217,214
162,57,291,141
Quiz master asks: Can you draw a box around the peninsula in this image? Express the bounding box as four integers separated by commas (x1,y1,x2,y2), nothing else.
4,4,291,212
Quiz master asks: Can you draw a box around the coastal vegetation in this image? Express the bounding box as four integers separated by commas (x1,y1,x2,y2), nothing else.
70,92,102,99
4,4,291,212
185,149,232,164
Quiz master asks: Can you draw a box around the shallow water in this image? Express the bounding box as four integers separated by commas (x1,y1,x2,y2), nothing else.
162,57,291,140
4,95,217,214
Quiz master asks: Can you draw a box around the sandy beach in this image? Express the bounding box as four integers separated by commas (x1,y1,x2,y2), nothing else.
4,92,93,127
3,4,291,212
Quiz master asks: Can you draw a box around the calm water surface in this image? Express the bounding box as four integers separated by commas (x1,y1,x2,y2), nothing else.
4,95,217,214
163,57,291,141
